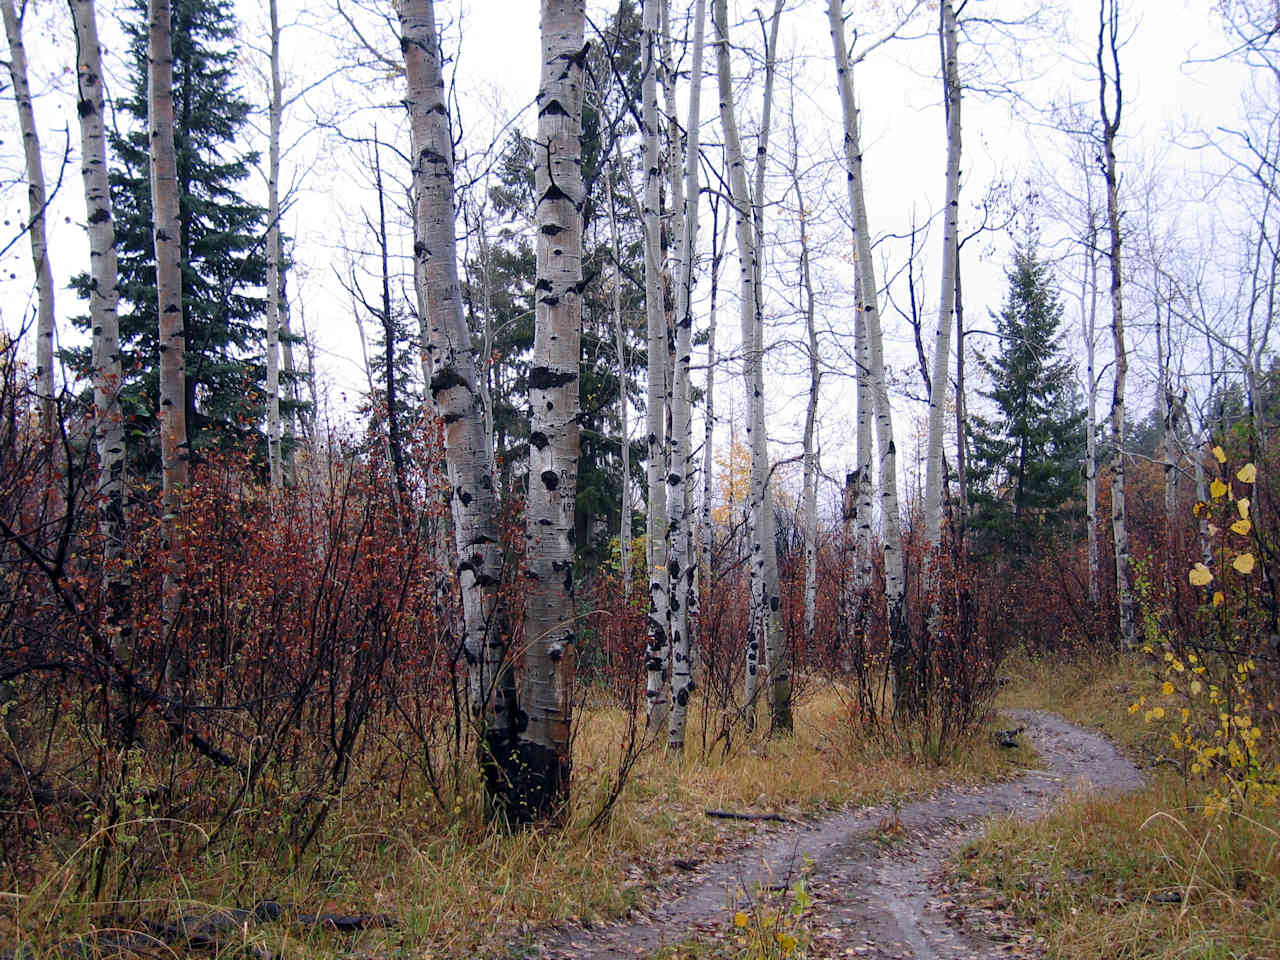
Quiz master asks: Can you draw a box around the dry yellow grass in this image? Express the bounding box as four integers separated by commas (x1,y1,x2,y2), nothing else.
2,683,1025,958
952,653,1280,960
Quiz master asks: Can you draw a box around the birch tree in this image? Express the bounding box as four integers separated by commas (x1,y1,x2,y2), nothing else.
828,0,908,695
2,0,55,435
642,0,670,732
71,0,127,631
667,0,707,754
923,0,960,554
398,0,512,810
1098,0,1135,649
518,0,586,820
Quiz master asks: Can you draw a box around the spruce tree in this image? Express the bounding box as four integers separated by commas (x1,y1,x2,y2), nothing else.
968,237,1086,554
73,0,267,466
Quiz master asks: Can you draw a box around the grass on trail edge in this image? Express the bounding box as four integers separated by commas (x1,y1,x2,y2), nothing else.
1,686,1027,959
953,653,1280,960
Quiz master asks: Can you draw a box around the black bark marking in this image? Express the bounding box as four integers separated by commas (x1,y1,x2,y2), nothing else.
541,470,560,491
430,367,469,396
529,366,577,390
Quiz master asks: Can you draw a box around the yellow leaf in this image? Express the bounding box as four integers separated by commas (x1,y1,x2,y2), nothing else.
1162,681,1174,695
734,912,749,928
1233,553,1256,575
1212,591,1224,607
1211,479,1228,499
1209,524,1220,537
1189,562,1214,586
1231,518,1251,536
1237,462,1257,483
1191,680,1202,695
1213,445,1227,463
1238,498,1250,519
1152,707,1165,720
1193,501,1206,517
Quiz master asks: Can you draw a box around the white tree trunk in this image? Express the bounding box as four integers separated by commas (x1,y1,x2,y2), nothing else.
787,121,821,646
71,0,127,628
715,0,789,733
149,0,188,686
753,0,790,733
667,0,707,754
399,0,512,803
265,0,283,489
828,0,907,690
1082,210,1101,610
1099,0,1135,649
518,0,586,820
924,0,960,553
280,278,299,484
3,0,55,435
642,0,670,733
698,207,729,648
606,168,631,597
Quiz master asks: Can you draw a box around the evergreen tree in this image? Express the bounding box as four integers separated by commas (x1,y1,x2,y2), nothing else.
73,0,268,466
967,238,1086,554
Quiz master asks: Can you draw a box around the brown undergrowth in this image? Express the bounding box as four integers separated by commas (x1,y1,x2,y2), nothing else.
1,686,1026,959
953,653,1280,960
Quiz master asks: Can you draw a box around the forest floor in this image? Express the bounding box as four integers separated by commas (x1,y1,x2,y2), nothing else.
510,709,1142,960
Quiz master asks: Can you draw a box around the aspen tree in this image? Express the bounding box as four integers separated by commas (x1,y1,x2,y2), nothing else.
784,99,820,646
606,168,631,596
667,0,707,754
828,0,908,694
1082,205,1102,610
398,0,511,807
1098,0,1135,648
698,199,729,622
753,0,790,733
2,0,55,436
714,0,788,732
519,0,586,820
265,0,283,489
923,0,960,554
149,0,188,674
70,0,127,634
642,0,670,732
280,274,299,483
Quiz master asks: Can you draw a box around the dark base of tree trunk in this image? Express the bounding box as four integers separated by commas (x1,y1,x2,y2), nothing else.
769,683,793,734
480,731,570,827
888,600,918,717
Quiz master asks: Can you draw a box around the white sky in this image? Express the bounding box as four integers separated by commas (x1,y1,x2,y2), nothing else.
0,0,1265,520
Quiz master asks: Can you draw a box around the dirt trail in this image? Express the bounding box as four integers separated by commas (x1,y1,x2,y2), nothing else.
516,710,1142,960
